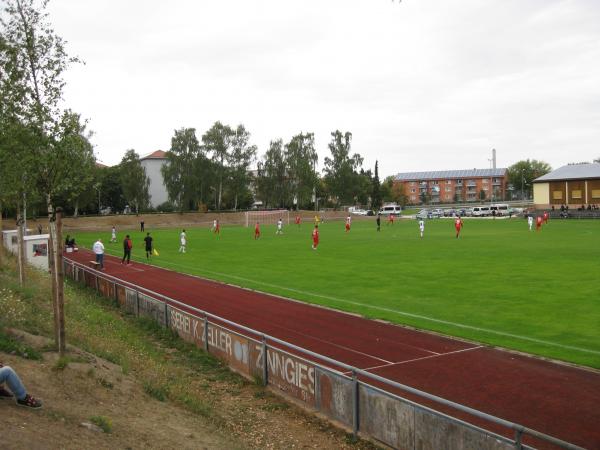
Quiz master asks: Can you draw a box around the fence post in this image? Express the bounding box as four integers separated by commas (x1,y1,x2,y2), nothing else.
203,316,209,352
352,369,359,440
262,335,268,386
136,290,140,317
514,428,523,449
164,301,168,328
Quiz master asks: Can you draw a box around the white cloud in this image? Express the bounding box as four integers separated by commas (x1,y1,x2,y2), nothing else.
48,0,600,176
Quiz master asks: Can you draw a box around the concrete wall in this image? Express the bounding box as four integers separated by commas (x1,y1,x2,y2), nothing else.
533,182,549,208
140,158,168,207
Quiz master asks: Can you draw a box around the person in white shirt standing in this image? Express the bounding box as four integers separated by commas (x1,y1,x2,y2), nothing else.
276,218,283,235
527,215,533,231
111,226,117,243
179,229,187,253
93,238,105,270
418,219,425,238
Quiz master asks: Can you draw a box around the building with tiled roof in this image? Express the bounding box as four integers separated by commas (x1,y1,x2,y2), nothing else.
140,150,168,207
394,168,507,204
533,163,600,208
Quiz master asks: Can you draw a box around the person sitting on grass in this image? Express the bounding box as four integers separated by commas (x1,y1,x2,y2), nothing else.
0,362,42,409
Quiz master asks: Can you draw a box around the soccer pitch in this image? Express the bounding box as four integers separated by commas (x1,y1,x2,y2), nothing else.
75,218,600,369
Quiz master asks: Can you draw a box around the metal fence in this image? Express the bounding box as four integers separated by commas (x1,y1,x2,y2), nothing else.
64,258,585,450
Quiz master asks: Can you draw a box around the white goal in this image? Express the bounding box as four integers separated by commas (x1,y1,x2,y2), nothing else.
245,209,290,227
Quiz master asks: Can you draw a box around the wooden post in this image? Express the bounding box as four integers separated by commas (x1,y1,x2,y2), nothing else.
47,198,60,352
16,207,25,286
55,208,66,356
0,202,4,268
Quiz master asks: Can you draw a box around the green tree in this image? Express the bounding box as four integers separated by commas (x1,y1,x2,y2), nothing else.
256,139,288,208
53,111,96,217
228,124,256,210
371,161,382,211
323,130,363,207
161,127,204,211
119,150,150,214
506,159,552,200
97,165,126,213
353,169,373,206
1,0,82,354
202,121,235,210
285,132,318,209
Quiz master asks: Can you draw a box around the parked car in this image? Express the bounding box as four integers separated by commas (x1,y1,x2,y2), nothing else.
471,206,490,217
430,208,444,218
365,209,375,216
416,209,438,219
379,204,402,215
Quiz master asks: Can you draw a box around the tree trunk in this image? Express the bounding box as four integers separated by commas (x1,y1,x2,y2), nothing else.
73,199,79,217
218,179,222,211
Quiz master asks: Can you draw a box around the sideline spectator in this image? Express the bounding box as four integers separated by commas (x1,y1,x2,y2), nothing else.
0,362,42,409
93,238,105,270
122,235,132,265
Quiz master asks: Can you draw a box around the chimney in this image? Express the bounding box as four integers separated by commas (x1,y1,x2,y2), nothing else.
492,148,497,169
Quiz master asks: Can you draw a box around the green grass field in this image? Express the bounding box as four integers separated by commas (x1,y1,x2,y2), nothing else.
74,217,600,369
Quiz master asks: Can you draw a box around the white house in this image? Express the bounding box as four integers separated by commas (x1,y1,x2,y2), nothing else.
140,150,169,208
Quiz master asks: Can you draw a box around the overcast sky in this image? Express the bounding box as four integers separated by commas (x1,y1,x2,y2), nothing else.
47,0,600,178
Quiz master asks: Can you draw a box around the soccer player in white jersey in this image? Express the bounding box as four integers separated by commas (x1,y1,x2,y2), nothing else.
527,215,533,231
276,218,283,234
179,229,187,253
418,219,425,238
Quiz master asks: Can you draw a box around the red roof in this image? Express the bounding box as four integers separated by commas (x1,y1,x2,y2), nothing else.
95,161,109,168
141,150,167,160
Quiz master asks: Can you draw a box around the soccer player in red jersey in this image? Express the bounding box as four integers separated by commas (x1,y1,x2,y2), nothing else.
543,211,549,224
388,213,395,225
214,219,220,235
454,216,463,238
312,225,319,250
254,222,261,240
295,215,301,227
345,215,351,233
536,216,543,231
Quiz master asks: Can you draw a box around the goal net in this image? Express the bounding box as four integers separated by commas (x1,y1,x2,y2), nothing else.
245,209,290,227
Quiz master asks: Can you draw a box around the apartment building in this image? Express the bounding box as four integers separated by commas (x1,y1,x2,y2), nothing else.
394,168,507,205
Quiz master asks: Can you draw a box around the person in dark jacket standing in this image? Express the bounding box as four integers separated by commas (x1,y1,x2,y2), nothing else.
122,235,132,265
140,220,145,232
144,232,153,259
376,214,381,232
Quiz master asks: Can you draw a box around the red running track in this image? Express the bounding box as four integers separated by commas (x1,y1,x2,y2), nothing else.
67,250,600,449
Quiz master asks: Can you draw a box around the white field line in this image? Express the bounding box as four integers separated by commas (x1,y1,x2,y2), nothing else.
95,249,600,357
359,346,484,373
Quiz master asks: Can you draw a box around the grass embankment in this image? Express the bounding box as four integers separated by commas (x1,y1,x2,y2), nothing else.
0,251,378,449
75,218,600,368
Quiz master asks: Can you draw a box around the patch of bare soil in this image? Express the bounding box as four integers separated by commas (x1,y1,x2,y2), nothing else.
1,331,381,450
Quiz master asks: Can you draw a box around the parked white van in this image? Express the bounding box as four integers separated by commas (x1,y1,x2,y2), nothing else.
471,206,490,217
490,204,510,216
378,204,402,215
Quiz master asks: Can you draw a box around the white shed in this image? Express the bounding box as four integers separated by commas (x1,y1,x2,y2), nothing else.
24,234,50,271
